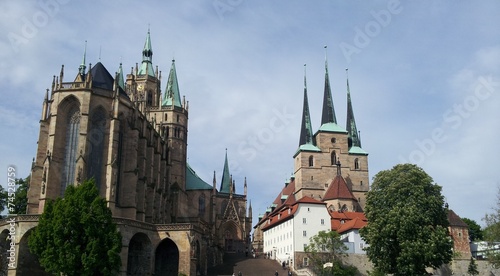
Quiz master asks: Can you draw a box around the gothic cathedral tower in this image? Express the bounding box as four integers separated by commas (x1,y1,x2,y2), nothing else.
293,52,369,212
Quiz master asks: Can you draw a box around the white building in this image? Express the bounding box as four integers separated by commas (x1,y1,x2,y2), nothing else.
262,196,331,266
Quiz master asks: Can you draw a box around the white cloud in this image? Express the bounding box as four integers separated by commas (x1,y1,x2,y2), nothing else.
1,1,499,227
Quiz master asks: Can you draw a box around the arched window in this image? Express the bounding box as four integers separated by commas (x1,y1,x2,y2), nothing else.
87,107,106,190
354,158,360,170
198,194,206,217
221,200,228,215
331,151,337,165
61,105,80,195
308,155,314,167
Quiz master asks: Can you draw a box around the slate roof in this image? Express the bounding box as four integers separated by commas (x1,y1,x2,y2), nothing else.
90,62,127,96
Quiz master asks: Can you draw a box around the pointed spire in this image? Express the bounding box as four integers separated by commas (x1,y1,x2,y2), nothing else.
78,41,87,76
220,149,231,193
41,89,49,120
117,62,125,91
299,64,314,146
137,29,155,77
244,177,247,196
59,64,64,84
346,69,361,148
161,60,182,107
321,45,338,125
213,171,217,192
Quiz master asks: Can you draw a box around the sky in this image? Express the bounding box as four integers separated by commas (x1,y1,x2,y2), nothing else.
1,1,499,228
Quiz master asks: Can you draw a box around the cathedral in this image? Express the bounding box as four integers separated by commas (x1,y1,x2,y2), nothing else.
0,31,252,275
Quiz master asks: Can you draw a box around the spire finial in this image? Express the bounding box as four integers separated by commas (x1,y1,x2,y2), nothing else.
324,45,328,70
79,40,87,75
299,63,314,147
98,45,102,61
321,45,337,125
303,63,307,89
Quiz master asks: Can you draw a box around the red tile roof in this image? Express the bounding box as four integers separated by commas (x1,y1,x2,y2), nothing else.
296,195,325,205
323,174,356,201
261,196,326,231
329,211,367,233
336,217,367,234
447,209,468,228
261,204,298,231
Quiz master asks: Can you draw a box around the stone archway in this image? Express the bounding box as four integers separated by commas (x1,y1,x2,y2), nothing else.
154,238,179,276
127,232,152,275
17,228,50,276
0,229,10,276
220,221,244,253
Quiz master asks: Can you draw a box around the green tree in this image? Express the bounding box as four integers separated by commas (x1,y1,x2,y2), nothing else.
483,186,500,268
1,176,29,216
467,257,479,276
29,179,122,276
304,230,357,276
360,164,453,276
462,217,483,241
0,185,6,216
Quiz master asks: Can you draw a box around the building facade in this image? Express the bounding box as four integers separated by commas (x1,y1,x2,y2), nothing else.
0,31,252,275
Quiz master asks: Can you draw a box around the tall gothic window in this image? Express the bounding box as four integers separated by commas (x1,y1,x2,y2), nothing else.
61,105,80,195
198,194,206,217
308,155,314,167
354,158,360,170
87,107,106,190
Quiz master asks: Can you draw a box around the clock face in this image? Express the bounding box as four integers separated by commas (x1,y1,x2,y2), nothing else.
137,84,144,91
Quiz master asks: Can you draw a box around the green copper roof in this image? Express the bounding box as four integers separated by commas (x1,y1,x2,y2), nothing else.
219,150,231,193
317,122,348,133
294,143,321,158
137,30,155,77
186,163,212,190
161,60,182,107
348,146,368,155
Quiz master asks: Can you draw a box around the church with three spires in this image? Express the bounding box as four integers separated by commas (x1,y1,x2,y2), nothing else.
252,50,370,266
0,31,252,275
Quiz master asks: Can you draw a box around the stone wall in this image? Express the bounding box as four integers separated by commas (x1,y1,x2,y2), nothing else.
342,254,500,276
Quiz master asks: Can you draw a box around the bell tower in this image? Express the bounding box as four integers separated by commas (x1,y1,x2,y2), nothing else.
126,29,161,112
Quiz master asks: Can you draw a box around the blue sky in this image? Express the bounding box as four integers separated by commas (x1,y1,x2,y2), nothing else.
1,1,499,227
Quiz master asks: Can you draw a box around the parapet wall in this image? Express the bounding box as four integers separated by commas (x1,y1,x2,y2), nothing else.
342,254,500,276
